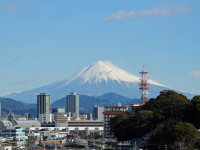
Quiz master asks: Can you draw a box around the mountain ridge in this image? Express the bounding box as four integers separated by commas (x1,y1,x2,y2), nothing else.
4,60,191,103
0,92,140,117
0,97,37,117
52,92,140,113
64,61,164,86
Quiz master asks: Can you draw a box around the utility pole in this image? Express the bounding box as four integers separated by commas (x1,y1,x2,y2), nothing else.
55,142,57,150
133,142,137,150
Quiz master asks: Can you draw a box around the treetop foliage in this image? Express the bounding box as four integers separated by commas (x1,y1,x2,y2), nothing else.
109,90,200,149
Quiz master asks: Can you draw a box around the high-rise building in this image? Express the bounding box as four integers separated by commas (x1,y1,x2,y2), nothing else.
66,92,79,118
37,93,52,123
93,105,104,121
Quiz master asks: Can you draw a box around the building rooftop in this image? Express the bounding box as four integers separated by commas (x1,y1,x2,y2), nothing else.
38,93,49,95
0,120,41,129
104,106,128,108
130,104,141,106
103,112,124,115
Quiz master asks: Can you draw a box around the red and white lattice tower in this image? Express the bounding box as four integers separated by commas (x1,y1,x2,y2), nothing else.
139,65,149,104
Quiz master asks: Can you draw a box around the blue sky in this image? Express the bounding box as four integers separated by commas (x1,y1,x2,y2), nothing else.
0,0,200,96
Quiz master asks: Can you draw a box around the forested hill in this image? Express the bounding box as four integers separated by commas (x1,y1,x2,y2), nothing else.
0,97,37,117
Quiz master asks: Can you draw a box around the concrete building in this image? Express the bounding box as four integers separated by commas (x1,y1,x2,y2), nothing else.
103,103,128,139
52,108,66,114
66,92,79,118
79,113,93,120
79,114,88,121
29,120,104,136
15,113,29,120
57,108,66,113
37,93,52,123
54,113,68,123
130,104,141,116
0,102,1,118
0,110,41,131
0,126,25,142
93,105,104,121
0,120,41,131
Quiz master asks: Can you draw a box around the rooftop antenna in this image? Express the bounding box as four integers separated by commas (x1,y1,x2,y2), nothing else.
117,102,121,106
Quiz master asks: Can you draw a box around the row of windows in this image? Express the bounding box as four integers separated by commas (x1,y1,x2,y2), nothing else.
105,108,128,111
74,127,99,131
104,114,117,117
104,125,110,129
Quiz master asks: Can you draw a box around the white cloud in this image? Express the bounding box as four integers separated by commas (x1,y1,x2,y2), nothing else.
3,2,31,12
4,2,17,12
104,7,192,22
190,70,200,78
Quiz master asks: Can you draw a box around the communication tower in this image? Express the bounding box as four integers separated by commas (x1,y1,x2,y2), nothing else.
139,65,149,104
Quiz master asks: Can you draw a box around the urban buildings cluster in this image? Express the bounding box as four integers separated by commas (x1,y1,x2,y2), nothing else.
0,92,119,149
0,66,149,149
0,91,142,149
37,92,104,123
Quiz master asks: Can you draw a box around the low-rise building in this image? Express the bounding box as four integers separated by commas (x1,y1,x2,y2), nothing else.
103,103,128,139
93,105,104,121
0,146,12,150
54,113,68,122
29,120,104,138
130,104,141,116
0,120,41,131
1,126,25,142
79,114,87,121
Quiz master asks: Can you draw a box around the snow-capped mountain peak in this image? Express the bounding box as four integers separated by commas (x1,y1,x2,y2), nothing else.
5,60,169,104
66,60,163,86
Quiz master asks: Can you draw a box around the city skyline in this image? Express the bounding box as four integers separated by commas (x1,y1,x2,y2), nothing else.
0,0,200,97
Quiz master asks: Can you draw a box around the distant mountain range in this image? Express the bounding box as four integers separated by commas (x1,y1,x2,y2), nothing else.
52,92,140,113
0,92,140,117
0,97,37,117
4,60,183,104
1,90,196,117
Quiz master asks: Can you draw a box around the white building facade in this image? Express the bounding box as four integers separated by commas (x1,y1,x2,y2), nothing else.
103,103,128,139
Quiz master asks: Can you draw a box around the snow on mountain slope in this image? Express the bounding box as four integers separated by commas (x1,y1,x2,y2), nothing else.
5,61,169,103
66,61,163,86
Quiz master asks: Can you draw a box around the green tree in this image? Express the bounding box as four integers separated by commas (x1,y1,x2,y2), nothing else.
191,95,200,105
143,90,189,122
184,95,200,128
149,120,199,149
131,110,154,138
110,110,154,141
110,90,200,149
173,122,198,148
155,90,189,120
110,112,132,141
148,119,178,149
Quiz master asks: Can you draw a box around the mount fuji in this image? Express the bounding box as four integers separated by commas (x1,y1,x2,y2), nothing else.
4,61,187,104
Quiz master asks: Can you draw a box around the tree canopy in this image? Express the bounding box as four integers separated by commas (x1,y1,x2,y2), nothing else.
109,90,200,149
